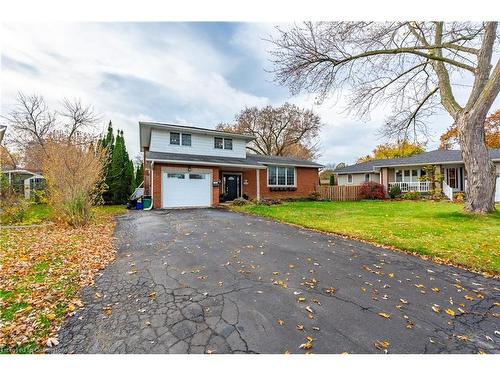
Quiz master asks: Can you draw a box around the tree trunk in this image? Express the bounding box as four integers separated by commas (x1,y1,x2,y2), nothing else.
457,113,496,213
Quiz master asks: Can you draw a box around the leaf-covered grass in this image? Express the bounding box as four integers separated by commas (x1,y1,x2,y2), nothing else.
0,203,127,226
234,200,500,274
0,205,126,353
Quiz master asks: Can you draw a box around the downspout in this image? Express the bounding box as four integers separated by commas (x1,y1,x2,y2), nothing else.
143,161,154,211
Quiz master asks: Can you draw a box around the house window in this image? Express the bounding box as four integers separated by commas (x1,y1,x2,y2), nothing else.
181,133,191,146
364,173,370,182
214,137,223,149
170,132,180,145
224,138,233,150
167,173,185,179
286,167,295,185
395,170,402,182
347,174,353,183
268,166,296,187
268,167,277,185
189,173,205,179
214,137,233,150
447,168,458,189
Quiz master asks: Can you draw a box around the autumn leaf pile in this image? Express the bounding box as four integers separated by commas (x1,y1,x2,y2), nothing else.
0,217,117,352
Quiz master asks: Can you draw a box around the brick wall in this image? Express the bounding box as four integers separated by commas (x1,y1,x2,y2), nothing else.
242,167,319,200
152,163,220,208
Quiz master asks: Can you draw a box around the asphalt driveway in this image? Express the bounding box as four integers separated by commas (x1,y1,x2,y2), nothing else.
51,209,500,354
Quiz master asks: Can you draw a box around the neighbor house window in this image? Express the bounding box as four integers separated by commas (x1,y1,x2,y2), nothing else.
347,174,353,183
364,173,370,182
170,132,180,145
268,166,295,187
214,137,233,150
181,133,192,146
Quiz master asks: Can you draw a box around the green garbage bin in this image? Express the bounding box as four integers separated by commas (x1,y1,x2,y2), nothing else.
143,196,152,210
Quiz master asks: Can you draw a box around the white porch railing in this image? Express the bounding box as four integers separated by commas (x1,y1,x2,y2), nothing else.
388,181,431,192
442,181,453,201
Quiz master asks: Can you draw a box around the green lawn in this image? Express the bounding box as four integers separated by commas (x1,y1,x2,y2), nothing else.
0,203,127,352
234,201,500,274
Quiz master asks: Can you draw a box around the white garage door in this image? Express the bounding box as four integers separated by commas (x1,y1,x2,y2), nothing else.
496,175,500,202
162,172,211,208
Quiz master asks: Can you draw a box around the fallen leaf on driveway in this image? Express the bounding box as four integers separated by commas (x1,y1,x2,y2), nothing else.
296,324,305,331
299,342,313,350
305,306,314,314
297,297,306,302
103,306,113,316
324,287,336,295
277,319,284,326
46,337,59,347
432,306,441,313
378,312,391,319
445,308,456,317
431,288,440,293
464,295,474,301
374,340,390,352
400,299,408,304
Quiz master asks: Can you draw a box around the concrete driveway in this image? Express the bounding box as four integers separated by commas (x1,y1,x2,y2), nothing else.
51,209,500,354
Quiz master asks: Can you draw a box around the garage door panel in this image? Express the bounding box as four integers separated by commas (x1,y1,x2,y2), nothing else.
162,172,211,208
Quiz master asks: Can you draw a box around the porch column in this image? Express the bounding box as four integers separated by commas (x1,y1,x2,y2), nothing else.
381,167,389,197
435,165,442,191
256,169,260,202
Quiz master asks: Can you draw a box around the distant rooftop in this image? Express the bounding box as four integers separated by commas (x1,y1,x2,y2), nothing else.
335,148,500,174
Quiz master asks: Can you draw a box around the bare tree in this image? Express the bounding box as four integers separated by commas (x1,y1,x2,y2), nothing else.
60,98,100,142
217,103,322,160
270,22,500,213
4,93,56,152
2,92,100,169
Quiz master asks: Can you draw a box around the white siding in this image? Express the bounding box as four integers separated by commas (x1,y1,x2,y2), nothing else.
149,129,247,158
337,173,379,186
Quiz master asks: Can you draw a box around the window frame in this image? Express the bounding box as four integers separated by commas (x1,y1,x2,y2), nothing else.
267,165,296,187
214,136,233,150
169,132,180,145
181,133,192,146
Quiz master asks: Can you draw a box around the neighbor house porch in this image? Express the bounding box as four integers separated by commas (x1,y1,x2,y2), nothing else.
381,165,466,199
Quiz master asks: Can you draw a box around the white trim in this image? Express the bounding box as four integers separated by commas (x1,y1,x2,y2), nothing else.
146,158,266,169
266,165,297,187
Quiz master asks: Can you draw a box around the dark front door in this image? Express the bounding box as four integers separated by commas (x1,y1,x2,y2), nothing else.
223,174,240,201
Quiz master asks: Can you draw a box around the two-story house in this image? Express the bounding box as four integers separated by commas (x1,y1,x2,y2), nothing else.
139,122,323,208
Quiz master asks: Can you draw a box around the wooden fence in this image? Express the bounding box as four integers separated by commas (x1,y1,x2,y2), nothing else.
316,185,362,201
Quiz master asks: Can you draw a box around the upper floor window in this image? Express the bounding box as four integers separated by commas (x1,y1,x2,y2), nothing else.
170,132,180,145
268,165,295,187
224,138,233,150
347,174,353,183
170,132,191,146
214,137,233,150
181,133,191,146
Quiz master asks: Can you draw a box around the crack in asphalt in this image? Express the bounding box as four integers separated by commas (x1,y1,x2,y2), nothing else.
49,209,500,354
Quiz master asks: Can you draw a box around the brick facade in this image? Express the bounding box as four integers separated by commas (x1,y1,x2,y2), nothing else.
242,167,319,200
149,162,318,208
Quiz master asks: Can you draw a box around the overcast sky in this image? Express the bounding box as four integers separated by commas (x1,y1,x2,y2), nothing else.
1,22,462,165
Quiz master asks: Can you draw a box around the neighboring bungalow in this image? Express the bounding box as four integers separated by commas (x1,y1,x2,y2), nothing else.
139,122,323,209
334,149,500,201
1,169,45,199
